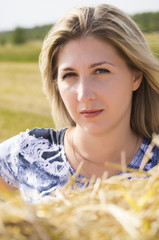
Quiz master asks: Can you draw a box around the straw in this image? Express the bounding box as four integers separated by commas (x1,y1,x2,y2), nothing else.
0,134,158,240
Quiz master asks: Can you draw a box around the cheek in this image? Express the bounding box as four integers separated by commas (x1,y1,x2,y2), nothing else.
102,76,133,106
58,85,76,112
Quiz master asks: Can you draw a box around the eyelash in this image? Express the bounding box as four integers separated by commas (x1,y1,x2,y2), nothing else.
62,68,110,80
94,68,110,74
62,72,77,79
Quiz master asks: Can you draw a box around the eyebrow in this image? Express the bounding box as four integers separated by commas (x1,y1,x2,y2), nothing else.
89,61,116,68
61,67,75,72
60,61,115,72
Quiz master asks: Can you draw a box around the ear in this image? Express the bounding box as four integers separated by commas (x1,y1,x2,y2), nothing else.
132,71,143,91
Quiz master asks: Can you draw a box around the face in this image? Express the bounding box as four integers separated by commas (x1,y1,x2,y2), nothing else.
57,36,142,135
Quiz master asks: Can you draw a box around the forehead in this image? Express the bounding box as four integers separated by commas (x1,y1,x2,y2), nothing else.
57,36,122,67
59,36,117,54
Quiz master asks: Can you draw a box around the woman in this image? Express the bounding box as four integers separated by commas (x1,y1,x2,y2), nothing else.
0,4,159,202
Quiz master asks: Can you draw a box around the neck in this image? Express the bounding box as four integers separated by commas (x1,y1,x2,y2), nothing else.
73,124,138,165
65,125,142,178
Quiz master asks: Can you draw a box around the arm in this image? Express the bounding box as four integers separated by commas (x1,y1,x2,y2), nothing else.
0,176,17,190
0,131,29,189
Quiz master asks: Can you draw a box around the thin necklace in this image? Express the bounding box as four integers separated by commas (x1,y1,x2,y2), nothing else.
67,127,139,170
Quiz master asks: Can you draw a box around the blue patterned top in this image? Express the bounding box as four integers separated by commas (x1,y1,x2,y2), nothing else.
0,128,158,202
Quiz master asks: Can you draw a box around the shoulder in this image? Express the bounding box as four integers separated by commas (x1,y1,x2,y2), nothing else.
151,142,159,166
0,127,67,168
17,127,67,163
128,136,159,171
12,127,68,164
28,127,67,145
0,127,67,152
0,127,68,189
141,136,159,170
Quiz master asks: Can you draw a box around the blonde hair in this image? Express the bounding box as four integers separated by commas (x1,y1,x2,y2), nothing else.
39,4,159,138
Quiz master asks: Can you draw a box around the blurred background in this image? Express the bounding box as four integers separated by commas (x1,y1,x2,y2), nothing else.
0,0,159,142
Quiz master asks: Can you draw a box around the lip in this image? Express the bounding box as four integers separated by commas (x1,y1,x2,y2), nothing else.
80,109,103,118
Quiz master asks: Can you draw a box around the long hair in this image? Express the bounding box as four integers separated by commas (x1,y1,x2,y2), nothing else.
39,4,159,138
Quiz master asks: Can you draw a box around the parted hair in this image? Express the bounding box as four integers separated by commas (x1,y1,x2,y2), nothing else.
39,4,159,138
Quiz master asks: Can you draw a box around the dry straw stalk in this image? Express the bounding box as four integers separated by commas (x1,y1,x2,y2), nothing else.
0,134,159,240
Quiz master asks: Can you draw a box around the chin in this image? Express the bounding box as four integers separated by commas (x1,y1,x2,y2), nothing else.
80,122,109,136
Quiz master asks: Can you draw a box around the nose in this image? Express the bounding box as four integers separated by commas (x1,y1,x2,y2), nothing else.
77,77,96,103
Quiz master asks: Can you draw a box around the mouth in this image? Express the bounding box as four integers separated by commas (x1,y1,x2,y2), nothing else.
80,109,103,118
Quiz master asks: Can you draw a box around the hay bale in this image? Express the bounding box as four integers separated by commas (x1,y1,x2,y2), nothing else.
0,134,158,240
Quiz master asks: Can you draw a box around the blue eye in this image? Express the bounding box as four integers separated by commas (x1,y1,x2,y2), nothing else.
95,68,110,74
63,72,77,79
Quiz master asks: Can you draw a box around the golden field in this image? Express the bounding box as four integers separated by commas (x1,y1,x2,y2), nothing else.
0,62,53,142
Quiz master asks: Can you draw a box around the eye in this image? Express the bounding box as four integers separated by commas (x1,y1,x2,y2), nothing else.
62,72,77,80
94,68,110,74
